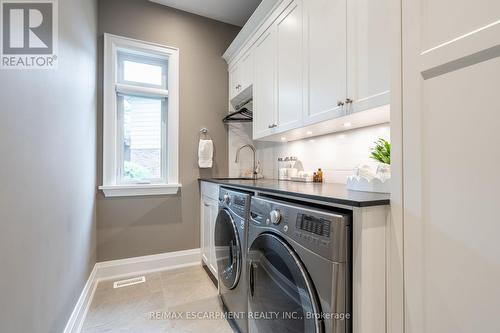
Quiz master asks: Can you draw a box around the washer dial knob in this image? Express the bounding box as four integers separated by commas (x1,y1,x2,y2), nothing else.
270,210,282,225
223,194,231,204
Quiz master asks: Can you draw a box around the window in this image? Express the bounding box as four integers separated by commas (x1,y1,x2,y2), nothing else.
99,34,180,197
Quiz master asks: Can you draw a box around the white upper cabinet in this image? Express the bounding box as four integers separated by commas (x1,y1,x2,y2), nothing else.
276,1,303,132
239,51,254,93
225,0,391,141
229,51,254,101
346,0,391,114
303,0,347,125
229,64,240,100
253,25,278,139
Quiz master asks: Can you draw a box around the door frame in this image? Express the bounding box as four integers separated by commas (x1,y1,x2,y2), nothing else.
388,0,404,332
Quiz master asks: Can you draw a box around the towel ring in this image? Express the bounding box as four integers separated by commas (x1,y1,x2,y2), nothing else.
200,128,212,140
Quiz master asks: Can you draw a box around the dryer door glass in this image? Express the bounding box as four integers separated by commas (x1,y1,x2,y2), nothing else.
248,233,322,333
214,208,241,289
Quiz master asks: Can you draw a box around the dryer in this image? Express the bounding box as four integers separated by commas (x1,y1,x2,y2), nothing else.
214,187,251,333
247,196,352,333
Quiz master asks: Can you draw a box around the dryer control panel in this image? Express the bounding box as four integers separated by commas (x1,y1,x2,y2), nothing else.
219,187,251,220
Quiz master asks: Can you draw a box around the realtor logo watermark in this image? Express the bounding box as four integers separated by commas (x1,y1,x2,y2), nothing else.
1,0,58,69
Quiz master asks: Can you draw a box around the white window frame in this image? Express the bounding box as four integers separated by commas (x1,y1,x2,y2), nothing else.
99,34,181,197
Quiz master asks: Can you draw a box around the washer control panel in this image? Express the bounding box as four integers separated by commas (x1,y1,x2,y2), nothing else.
270,209,282,224
250,196,350,262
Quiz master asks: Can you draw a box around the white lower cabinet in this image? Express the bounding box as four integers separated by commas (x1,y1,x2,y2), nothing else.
200,182,219,278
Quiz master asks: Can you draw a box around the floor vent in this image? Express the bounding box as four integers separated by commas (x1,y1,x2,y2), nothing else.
113,276,146,289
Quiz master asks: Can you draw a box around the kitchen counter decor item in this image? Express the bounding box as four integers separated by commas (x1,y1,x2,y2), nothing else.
290,171,314,182
347,139,392,193
346,174,391,193
278,156,299,181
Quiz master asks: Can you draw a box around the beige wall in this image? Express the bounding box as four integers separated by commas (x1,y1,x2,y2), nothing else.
0,0,98,332
97,0,239,261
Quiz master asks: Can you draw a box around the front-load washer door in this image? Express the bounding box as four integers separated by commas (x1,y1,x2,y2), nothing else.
214,208,242,290
248,233,323,333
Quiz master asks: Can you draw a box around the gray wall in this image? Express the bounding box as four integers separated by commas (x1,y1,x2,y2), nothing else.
97,0,239,261
0,0,98,332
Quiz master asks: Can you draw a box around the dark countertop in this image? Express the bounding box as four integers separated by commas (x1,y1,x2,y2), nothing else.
199,178,390,207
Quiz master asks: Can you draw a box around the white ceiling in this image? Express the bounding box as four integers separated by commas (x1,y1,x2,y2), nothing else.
149,0,262,27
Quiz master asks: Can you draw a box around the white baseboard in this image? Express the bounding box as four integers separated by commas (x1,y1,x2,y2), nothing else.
63,248,201,333
62,266,98,333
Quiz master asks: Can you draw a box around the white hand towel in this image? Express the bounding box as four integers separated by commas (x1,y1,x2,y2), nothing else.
198,139,214,168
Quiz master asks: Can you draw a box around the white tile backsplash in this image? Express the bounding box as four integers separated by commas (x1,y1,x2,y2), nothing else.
228,122,390,184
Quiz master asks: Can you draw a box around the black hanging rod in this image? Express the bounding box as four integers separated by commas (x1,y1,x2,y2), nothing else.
222,108,253,123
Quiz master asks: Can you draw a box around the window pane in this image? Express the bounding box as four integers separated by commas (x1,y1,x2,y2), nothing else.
123,60,163,86
122,95,163,183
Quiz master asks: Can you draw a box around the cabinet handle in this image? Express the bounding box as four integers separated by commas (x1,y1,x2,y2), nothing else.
337,100,345,107
345,98,353,104
268,123,278,129
204,203,210,207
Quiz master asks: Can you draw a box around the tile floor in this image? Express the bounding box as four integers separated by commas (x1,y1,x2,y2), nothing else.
81,265,234,333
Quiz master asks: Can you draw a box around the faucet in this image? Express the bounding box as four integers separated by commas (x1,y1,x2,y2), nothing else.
235,144,257,180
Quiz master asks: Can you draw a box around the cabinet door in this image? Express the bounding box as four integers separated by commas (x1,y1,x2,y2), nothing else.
402,0,500,332
303,0,347,125
253,26,278,139
276,1,303,133
239,51,254,92
229,64,240,100
208,199,219,276
200,197,211,266
346,0,390,114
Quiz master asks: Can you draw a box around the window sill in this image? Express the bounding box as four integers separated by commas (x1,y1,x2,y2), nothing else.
99,184,182,197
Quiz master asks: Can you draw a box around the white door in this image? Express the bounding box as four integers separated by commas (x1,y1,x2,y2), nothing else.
402,1,500,332
253,25,278,139
208,199,218,276
303,0,347,125
346,0,390,114
200,197,211,266
239,51,254,92
276,0,303,133
229,64,240,100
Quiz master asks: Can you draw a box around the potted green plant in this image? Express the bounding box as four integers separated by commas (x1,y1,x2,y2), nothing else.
371,138,391,180
347,138,392,193
370,138,391,165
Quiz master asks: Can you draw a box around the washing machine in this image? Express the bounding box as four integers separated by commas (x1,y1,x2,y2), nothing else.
214,187,252,333
247,196,352,333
